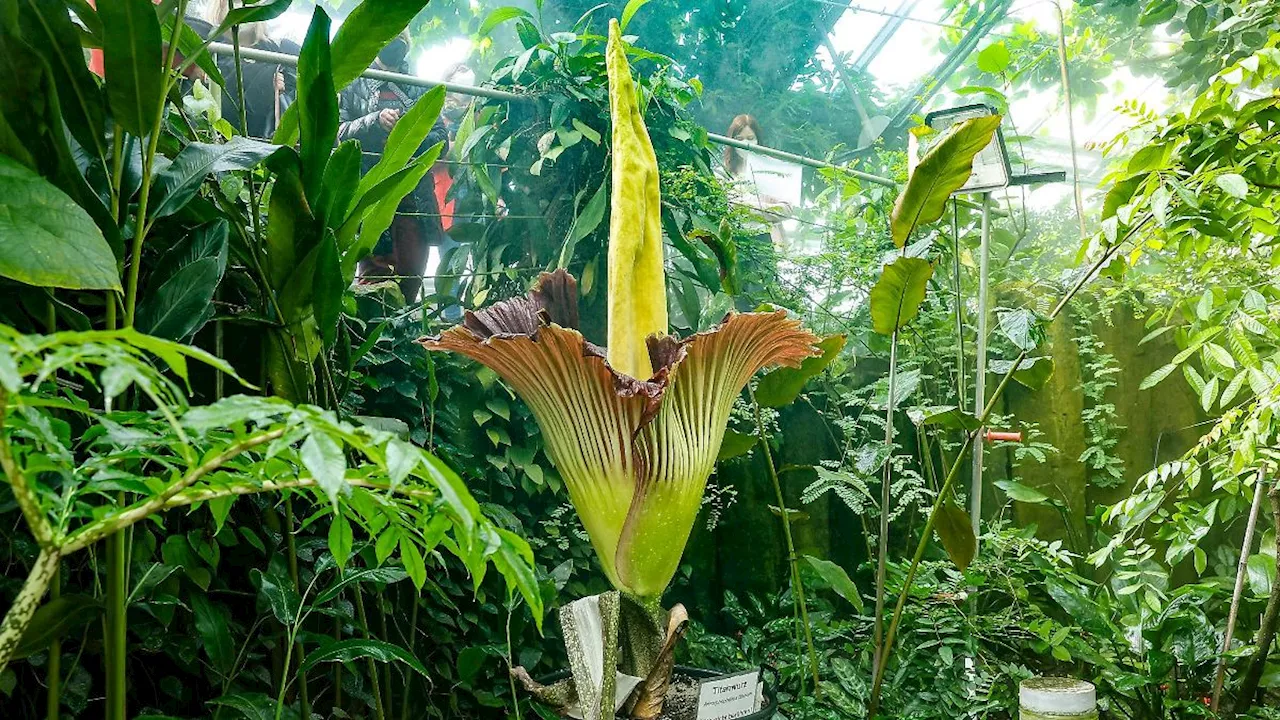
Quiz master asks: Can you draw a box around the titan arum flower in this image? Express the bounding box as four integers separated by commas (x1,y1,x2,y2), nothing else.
420,20,819,605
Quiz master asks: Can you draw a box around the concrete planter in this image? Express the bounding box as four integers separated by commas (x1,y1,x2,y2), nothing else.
1020,677,1097,719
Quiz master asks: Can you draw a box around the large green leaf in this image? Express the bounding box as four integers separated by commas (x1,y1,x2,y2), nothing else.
16,0,107,161
151,219,230,282
329,0,431,90
344,152,438,275
558,179,608,269
191,594,235,675
869,256,933,335
296,8,338,205
0,28,123,258
755,334,846,407
314,567,409,605
803,555,865,612
298,638,430,678
356,85,446,197
12,594,102,660
934,500,976,572
890,115,1002,247
989,356,1055,391
477,6,533,38
318,140,362,229
99,0,164,136
150,137,281,220
252,569,301,626
313,230,344,347
0,155,120,290
135,257,220,340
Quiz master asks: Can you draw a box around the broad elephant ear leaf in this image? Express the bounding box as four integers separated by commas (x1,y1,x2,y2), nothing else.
934,499,976,572
869,256,933,335
0,155,121,291
891,115,1003,247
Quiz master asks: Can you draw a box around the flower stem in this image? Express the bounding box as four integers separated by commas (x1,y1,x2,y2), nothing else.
750,388,820,696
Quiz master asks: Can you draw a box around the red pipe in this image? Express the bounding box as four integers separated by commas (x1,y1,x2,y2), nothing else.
985,430,1023,444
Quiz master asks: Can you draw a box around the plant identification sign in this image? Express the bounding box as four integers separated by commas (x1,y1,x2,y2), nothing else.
696,669,762,720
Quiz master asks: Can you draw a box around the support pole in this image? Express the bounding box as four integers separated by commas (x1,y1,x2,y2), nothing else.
969,193,992,541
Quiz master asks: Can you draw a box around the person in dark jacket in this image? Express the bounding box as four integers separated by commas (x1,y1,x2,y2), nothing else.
338,32,450,303
202,1,296,138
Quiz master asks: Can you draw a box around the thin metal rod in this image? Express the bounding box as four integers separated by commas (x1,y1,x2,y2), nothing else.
969,192,991,542
1053,1,1086,240
208,41,1004,215
206,42,529,102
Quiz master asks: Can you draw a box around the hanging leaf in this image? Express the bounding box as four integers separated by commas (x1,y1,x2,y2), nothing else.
870,257,934,335
298,638,431,678
191,594,235,675
99,0,164,136
755,334,846,407
300,431,347,505
716,430,758,461
908,405,981,431
996,308,1043,352
477,6,533,37
0,156,120,291
803,555,865,612
934,500,976,571
989,356,1055,390
890,114,1002,246
559,179,608,269
995,479,1058,506
11,594,102,660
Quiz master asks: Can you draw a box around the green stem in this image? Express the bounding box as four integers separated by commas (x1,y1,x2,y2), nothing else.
273,624,297,720
354,589,389,720
398,586,417,720
284,498,309,715
46,564,60,720
872,332,899,673
750,388,820,696
124,0,187,327
505,600,520,720
105,496,127,720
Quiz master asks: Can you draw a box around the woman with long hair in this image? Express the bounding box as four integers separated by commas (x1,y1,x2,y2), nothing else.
723,113,763,178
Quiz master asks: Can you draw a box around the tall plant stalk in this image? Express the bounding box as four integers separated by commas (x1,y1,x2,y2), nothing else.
871,332,898,673
750,388,821,695
1235,481,1280,716
1212,467,1267,711
867,232,1136,716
